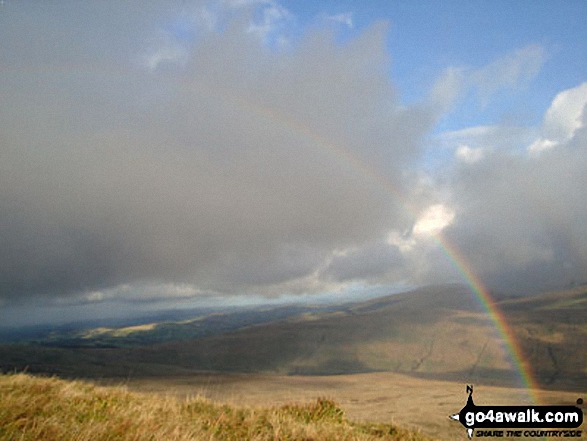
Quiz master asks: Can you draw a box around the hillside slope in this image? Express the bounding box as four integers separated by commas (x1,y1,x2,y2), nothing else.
122,284,511,380
501,286,587,389
1,284,585,390
0,373,434,441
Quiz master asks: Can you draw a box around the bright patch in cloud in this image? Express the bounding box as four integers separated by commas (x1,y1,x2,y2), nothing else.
413,204,455,237
386,204,455,254
527,138,557,154
455,144,484,163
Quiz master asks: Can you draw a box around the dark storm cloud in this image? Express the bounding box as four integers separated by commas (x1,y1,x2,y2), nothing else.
0,2,437,303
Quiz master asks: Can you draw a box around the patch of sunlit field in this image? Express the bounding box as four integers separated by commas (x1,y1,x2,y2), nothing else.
0,373,435,441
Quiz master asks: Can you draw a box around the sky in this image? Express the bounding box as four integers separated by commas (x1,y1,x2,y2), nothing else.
1,0,586,327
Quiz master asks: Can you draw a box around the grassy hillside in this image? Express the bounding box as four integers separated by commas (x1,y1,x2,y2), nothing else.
0,373,434,441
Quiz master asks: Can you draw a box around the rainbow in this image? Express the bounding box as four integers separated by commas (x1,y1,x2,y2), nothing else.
432,237,541,404
6,62,541,402
204,83,542,403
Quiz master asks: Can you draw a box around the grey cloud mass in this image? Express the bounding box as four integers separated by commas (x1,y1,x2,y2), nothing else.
1,1,586,314
323,243,405,283
444,116,587,293
0,2,432,304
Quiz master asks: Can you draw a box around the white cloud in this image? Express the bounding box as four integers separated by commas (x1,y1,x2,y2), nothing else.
84,290,109,303
143,0,297,70
144,43,188,70
438,124,536,156
413,204,455,237
428,66,466,114
527,138,557,154
472,44,546,106
440,125,496,141
455,144,484,163
326,12,353,28
386,204,455,254
527,82,587,155
541,82,587,141
246,1,294,47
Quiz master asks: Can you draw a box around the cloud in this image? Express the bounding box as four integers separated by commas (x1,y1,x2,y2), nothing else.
528,82,587,154
142,0,297,70
325,12,353,28
428,67,467,114
542,82,587,141
323,243,404,283
243,0,295,48
441,104,587,293
0,2,439,306
409,80,587,294
455,145,484,163
472,44,547,106
144,40,189,70
413,204,455,237
1,1,585,316
527,138,557,154
439,124,538,155
75,283,202,304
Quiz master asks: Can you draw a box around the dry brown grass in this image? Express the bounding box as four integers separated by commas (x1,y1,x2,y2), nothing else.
115,371,585,441
0,373,435,441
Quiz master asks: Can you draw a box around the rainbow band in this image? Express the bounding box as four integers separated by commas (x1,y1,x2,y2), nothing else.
433,236,541,404
212,86,542,403
5,64,540,402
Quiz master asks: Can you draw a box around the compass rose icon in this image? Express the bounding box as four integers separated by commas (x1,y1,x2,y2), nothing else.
449,385,475,439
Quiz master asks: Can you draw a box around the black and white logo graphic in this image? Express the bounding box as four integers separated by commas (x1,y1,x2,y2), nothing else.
449,385,583,439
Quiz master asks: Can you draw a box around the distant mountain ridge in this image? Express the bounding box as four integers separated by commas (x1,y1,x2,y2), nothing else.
1,284,585,391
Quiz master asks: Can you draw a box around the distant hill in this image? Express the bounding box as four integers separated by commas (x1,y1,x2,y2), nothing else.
0,303,348,347
119,284,514,381
1,284,585,391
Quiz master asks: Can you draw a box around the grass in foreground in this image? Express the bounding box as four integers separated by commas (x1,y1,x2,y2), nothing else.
0,373,435,441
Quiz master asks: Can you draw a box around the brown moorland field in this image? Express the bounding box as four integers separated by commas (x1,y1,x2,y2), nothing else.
112,371,585,441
